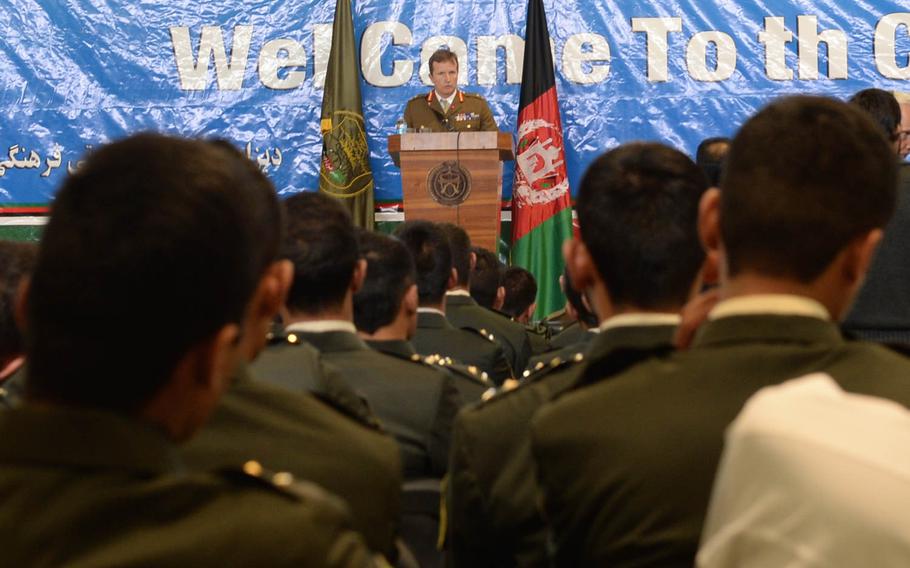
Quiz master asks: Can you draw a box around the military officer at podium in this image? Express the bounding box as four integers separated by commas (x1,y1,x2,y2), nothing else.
403,48,497,133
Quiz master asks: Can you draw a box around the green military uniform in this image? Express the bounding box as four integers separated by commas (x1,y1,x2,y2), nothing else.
184,365,403,557
366,338,492,403
413,310,513,386
252,334,380,429
532,314,910,567
403,89,497,133
523,321,552,355
445,293,532,375
548,320,588,350
291,329,463,480
0,404,377,566
446,325,675,568
526,328,597,372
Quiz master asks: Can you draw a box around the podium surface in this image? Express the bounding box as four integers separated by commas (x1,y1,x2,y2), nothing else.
389,131,514,252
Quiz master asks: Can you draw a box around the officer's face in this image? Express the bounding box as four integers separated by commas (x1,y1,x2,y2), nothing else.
430,59,458,98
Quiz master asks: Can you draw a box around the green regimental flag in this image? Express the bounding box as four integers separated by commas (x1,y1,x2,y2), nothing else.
319,0,374,229
511,0,574,319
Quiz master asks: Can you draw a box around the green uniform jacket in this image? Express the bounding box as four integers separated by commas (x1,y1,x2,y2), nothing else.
447,325,675,568
252,336,380,429
532,315,910,568
413,311,513,385
548,321,588,350
366,338,491,403
446,293,532,375
526,329,598,372
295,330,463,480
403,90,497,133
184,366,403,557
0,404,375,567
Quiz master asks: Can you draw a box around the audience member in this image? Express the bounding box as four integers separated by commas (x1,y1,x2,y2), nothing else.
526,268,599,370
441,223,531,374
396,220,511,385
531,95,910,567
695,137,731,187
699,373,910,568
0,241,36,407
501,267,537,323
469,246,504,311
447,142,707,567
0,133,377,565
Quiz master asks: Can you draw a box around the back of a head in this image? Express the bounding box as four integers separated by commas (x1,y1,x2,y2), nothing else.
394,221,452,305
27,134,282,411
470,247,502,309
722,95,897,282
562,266,598,327
696,137,731,187
439,223,472,287
578,142,708,311
0,241,37,363
501,267,537,318
353,230,416,334
848,88,901,145
283,192,358,315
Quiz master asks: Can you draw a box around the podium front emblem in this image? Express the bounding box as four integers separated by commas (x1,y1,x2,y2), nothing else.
427,160,472,206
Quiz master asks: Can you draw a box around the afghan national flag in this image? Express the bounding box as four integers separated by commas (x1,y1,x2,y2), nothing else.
319,0,374,229
511,0,573,320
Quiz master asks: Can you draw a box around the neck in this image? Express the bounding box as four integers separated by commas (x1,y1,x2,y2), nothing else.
721,272,844,319
286,297,353,325
358,317,410,342
420,301,446,313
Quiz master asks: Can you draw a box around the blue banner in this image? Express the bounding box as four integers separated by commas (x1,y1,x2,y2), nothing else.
2,0,910,210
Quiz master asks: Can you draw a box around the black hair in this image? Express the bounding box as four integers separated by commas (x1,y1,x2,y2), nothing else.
27,133,283,410
0,241,37,362
395,221,452,305
562,266,598,328
470,247,502,309
438,223,472,287
282,191,358,314
578,142,707,310
695,137,731,187
848,88,901,143
353,230,416,334
723,95,897,282
501,267,537,318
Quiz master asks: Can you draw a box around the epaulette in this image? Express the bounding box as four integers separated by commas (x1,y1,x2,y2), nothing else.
520,351,586,385
266,329,307,346
462,92,484,99
410,92,428,101
461,326,498,344
422,353,492,386
220,460,340,504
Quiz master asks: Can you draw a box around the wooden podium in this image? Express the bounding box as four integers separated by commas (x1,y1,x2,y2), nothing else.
388,131,514,252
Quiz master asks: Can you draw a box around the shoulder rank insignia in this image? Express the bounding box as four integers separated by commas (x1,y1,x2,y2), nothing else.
521,352,585,383
220,460,337,504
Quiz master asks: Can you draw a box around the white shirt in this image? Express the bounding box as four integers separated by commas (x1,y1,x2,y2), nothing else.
598,312,680,333
446,289,471,298
698,374,910,568
417,307,446,317
708,294,830,321
435,90,456,112
285,320,357,334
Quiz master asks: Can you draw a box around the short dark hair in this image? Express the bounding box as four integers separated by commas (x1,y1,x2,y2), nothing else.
353,230,416,334
723,95,897,282
395,221,451,305
849,88,901,143
501,267,537,318
283,192,358,314
562,267,598,328
695,137,731,187
470,247,502,309
0,241,37,362
428,48,458,74
578,142,707,310
27,134,283,411
439,223,472,287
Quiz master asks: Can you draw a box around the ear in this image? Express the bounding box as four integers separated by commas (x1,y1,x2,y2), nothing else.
193,323,242,391
523,302,537,322
403,283,419,314
469,251,477,272
447,267,458,291
494,286,505,311
698,188,722,286
562,238,596,294
241,259,293,360
351,258,368,294
844,229,884,287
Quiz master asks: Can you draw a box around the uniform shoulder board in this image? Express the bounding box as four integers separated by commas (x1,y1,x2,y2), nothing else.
435,358,492,386
521,352,585,384
266,329,307,347
220,460,341,505
410,92,430,101
462,92,484,99
461,326,497,344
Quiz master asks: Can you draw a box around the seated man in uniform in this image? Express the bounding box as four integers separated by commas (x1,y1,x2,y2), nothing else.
446,142,707,568
0,133,377,566
403,48,497,132
501,266,538,324
532,96,910,567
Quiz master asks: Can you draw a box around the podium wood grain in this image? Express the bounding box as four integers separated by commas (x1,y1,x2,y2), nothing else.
389,132,514,252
